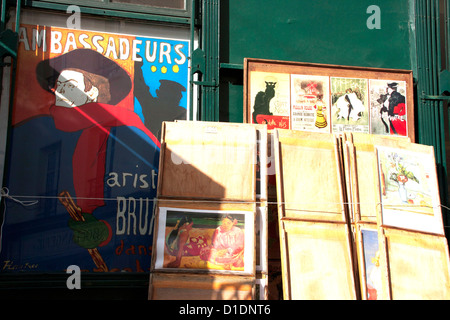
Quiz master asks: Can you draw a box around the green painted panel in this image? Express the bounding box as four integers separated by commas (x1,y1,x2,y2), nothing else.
219,68,244,123
222,0,414,69
219,0,416,126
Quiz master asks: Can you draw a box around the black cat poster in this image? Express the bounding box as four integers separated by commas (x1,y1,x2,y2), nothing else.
249,71,290,129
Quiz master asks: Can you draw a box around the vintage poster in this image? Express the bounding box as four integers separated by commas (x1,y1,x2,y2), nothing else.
290,74,330,132
330,77,369,134
250,71,290,130
0,24,189,272
361,229,381,300
245,59,414,141
369,80,407,137
376,146,443,235
155,207,254,274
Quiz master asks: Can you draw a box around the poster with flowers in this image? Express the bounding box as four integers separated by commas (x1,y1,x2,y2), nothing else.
376,146,444,235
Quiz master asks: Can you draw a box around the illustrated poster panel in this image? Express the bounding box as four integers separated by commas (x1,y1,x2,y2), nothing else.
361,229,382,300
291,74,331,133
369,80,407,137
250,71,290,130
155,207,254,274
0,24,189,272
331,77,369,134
376,146,444,235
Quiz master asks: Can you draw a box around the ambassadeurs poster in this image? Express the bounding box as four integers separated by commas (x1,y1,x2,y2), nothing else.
0,24,189,273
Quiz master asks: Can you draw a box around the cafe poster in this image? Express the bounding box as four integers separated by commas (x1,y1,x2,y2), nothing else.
0,24,189,272
291,74,330,133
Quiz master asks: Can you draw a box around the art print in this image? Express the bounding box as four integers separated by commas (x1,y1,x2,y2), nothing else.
155,207,255,274
331,77,369,134
377,146,443,234
361,229,381,300
250,71,290,129
369,80,407,137
291,74,330,132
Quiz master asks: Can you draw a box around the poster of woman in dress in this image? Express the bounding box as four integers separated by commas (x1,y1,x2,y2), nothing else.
291,75,330,132
331,77,369,134
369,80,407,137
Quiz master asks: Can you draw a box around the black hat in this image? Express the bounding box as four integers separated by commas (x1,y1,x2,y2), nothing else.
387,82,399,89
36,49,132,105
158,79,186,92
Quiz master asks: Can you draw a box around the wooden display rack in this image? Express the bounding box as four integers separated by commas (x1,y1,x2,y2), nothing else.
149,121,268,300
274,129,450,300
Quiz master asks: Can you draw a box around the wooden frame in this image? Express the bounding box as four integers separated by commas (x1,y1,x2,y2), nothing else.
383,228,450,299
280,219,358,299
255,205,268,273
274,129,348,224
244,58,415,142
274,129,358,299
158,121,258,202
340,133,412,224
149,273,255,300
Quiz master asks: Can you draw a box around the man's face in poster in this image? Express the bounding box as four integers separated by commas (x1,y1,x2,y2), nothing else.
54,69,99,108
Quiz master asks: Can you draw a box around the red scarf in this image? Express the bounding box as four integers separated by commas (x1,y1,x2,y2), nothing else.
50,103,160,213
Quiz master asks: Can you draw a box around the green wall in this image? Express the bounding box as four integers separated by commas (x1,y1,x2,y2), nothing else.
219,0,416,122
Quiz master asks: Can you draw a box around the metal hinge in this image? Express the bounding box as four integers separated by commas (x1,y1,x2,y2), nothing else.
190,48,218,87
422,94,450,101
421,70,450,101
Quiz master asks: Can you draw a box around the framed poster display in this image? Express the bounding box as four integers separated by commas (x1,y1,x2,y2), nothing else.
244,58,415,142
153,206,255,275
